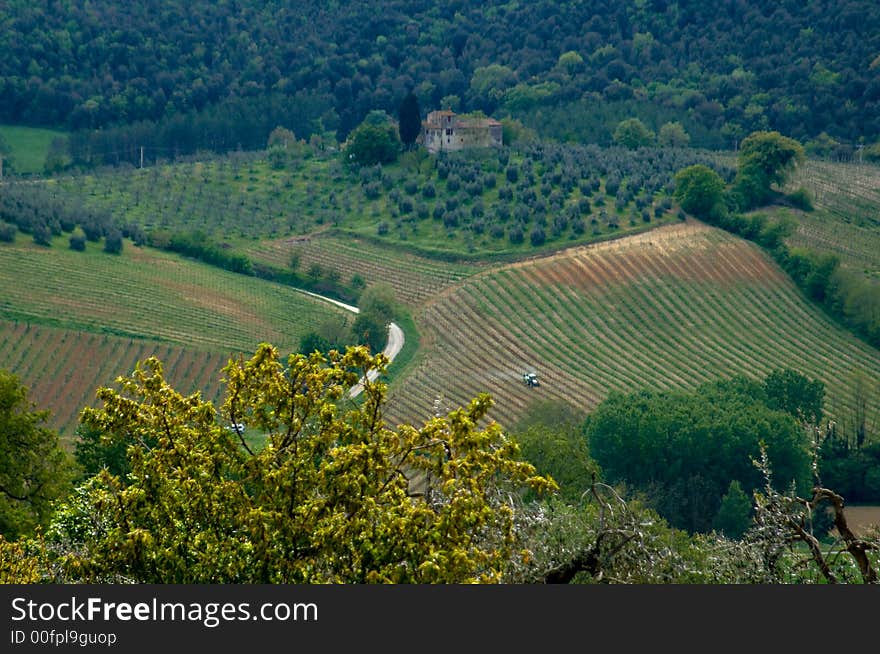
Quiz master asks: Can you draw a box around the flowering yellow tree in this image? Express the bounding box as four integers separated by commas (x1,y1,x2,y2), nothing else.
47,344,555,583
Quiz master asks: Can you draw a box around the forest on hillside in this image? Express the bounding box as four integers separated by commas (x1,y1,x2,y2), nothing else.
2,0,879,166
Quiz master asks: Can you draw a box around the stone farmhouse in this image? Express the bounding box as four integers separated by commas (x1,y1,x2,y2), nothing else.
421,110,503,154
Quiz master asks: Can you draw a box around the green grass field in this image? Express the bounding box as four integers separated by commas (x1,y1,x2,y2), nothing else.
0,236,349,440
0,235,344,352
0,124,66,175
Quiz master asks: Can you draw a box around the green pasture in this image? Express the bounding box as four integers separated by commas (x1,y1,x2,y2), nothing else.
0,235,347,354
0,124,66,175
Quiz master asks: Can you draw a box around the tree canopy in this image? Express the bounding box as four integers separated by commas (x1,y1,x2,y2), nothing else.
673,164,726,220
0,370,74,539
733,131,805,209
344,114,400,166
585,376,812,533
613,118,655,149
3,1,876,168
43,344,555,583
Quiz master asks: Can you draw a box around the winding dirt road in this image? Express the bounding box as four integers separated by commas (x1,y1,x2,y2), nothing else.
297,289,405,398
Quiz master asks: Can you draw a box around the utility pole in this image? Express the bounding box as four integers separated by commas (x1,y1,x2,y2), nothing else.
0,154,3,180
140,146,144,169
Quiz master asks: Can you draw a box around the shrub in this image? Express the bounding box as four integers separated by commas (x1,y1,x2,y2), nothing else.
530,226,546,246
786,187,814,211
81,222,104,242
443,210,460,228
465,181,483,197
69,234,86,251
32,223,52,246
363,182,382,200
398,198,414,215
104,230,124,254
508,224,524,244
0,222,15,243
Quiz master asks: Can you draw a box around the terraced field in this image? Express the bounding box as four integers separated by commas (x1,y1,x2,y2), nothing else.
0,321,229,442
385,221,880,430
0,237,347,440
783,160,880,277
0,237,344,352
790,160,880,230
247,234,482,307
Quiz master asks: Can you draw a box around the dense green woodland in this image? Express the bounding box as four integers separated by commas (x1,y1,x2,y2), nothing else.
2,1,879,166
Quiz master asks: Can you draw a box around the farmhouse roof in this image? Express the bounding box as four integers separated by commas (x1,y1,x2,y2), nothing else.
423,110,501,130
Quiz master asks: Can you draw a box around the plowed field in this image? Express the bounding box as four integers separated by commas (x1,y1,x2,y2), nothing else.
385,221,880,429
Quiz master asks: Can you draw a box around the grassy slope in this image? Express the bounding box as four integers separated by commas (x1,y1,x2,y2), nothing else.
0,235,343,351
778,160,880,278
0,235,347,440
50,148,688,258
246,233,483,308
0,124,65,174
0,320,231,443
384,221,880,431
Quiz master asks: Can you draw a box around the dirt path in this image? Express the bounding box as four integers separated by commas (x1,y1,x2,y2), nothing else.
295,288,405,398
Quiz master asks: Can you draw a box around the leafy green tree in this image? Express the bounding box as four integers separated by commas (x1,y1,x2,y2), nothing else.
673,164,726,220
0,370,74,539
585,380,811,533
298,331,332,356
103,229,123,254
468,64,517,112
351,313,387,353
613,118,654,149
733,131,805,209
556,51,584,75
46,345,554,583
0,222,16,243
267,126,297,149
358,283,398,326
658,121,690,148
397,92,422,150
511,401,595,503
865,142,880,163
43,137,70,174
344,113,400,166
500,117,537,145
763,369,825,425
713,480,752,539
73,424,137,479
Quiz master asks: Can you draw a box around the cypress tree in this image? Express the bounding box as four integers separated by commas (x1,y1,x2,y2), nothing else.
398,92,421,149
